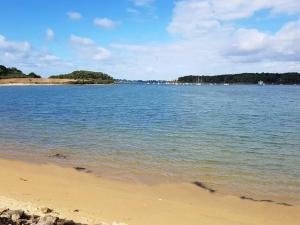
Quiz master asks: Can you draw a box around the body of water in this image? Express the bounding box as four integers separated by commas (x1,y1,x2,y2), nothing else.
0,84,299,203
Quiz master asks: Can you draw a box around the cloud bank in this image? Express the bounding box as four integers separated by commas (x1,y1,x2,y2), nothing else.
0,34,71,75
1,0,300,79
109,0,300,79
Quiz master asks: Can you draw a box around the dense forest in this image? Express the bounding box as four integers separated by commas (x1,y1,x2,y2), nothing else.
178,73,300,84
49,70,114,84
0,65,41,79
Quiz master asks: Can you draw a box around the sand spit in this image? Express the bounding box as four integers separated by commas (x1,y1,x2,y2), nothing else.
0,78,75,85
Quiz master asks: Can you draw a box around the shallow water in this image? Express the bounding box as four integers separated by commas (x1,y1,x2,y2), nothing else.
0,84,300,203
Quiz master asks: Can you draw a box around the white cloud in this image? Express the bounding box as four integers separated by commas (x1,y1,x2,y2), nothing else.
129,0,157,20
0,34,71,76
105,0,300,80
230,29,270,54
274,20,300,59
2,0,300,80
226,19,300,62
167,0,300,37
94,18,117,29
70,35,94,46
133,0,154,7
0,35,30,52
45,28,54,41
67,11,82,20
70,34,111,61
167,1,221,36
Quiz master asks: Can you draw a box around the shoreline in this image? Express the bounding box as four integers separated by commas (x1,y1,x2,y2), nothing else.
0,78,76,85
0,158,299,225
0,83,112,86
1,150,299,205
0,84,71,86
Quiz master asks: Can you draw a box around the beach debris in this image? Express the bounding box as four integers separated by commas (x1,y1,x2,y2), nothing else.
112,222,129,225
277,202,293,207
11,213,22,222
49,153,67,159
240,196,274,202
74,167,86,171
0,208,8,215
56,218,79,225
20,177,28,181
73,209,79,213
0,210,24,222
0,208,86,225
41,207,53,214
192,181,216,193
0,217,15,225
8,210,24,221
37,215,58,225
240,196,293,207
29,215,41,224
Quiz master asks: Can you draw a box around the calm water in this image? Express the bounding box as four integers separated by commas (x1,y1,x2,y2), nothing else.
0,84,300,203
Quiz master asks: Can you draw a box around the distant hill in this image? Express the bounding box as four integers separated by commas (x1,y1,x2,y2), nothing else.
178,73,300,84
0,65,41,79
49,70,114,84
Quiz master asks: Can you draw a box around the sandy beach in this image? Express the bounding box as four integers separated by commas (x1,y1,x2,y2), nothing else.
1,0,300,224
0,78,75,85
0,158,299,225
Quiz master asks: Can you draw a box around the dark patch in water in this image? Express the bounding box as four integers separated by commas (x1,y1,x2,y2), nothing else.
49,153,67,159
74,167,86,171
259,199,274,203
192,181,216,193
277,202,293,207
240,196,292,207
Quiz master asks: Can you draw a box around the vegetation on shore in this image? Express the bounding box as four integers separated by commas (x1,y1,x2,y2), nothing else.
49,70,114,84
178,73,300,84
0,65,41,79
1,65,114,84
2,64,300,85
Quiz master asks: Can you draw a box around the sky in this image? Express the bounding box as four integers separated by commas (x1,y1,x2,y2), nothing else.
0,0,300,80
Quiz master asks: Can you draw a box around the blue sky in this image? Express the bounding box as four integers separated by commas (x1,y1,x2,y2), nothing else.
0,0,299,80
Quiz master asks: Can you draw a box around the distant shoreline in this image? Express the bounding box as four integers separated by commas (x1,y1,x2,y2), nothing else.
177,73,300,85
1,82,300,86
1,78,300,86
1,64,300,85
0,83,113,86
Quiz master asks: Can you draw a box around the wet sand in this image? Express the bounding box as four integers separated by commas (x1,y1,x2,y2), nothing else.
0,158,299,225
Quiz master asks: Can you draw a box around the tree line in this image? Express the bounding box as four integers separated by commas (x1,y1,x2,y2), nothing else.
178,73,300,84
0,65,41,79
49,70,114,84
0,65,114,84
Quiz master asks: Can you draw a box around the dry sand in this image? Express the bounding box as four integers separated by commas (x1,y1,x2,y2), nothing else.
0,78,75,85
0,158,299,225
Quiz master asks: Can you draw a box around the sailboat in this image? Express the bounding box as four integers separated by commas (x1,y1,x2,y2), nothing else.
196,76,202,85
258,80,264,85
